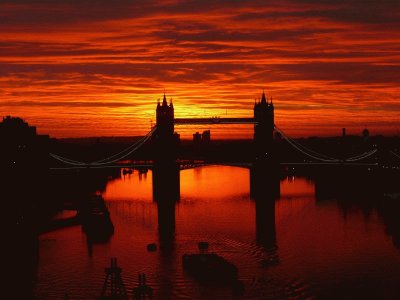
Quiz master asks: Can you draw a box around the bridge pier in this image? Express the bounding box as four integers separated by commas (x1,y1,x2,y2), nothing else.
250,159,280,199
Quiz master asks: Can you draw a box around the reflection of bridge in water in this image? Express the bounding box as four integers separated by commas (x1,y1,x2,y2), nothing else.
150,160,281,251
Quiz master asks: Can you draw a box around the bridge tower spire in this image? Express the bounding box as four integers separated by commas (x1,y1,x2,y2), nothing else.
162,89,167,106
261,89,267,104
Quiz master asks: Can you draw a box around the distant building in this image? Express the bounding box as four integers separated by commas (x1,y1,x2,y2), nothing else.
0,116,50,170
201,130,211,143
173,132,180,145
0,115,37,139
193,130,211,145
342,128,346,137
193,132,201,144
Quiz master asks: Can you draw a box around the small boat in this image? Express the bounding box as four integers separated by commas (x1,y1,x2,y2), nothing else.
81,195,114,243
147,243,157,252
182,253,238,284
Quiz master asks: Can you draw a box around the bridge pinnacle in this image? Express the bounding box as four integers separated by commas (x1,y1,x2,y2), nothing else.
261,90,267,103
162,90,167,106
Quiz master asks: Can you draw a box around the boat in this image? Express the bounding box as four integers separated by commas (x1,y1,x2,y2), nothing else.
147,243,157,252
182,253,238,284
81,195,114,242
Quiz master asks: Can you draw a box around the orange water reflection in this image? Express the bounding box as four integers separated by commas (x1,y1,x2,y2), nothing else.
181,166,249,199
103,171,152,201
35,166,400,299
280,176,314,198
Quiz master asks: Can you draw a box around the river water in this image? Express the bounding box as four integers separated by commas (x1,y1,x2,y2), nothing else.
36,166,400,299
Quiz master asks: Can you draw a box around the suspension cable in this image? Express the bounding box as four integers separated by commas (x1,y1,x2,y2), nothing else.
274,126,339,162
50,127,156,167
275,126,381,163
283,136,340,162
50,153,87,166
90,128,155,166
345,151,373,161
282,132,337,160
91,127,156,164
346,149,378,162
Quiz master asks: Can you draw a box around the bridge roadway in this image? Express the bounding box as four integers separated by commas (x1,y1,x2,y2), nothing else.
174,117,256,125
50,161,381,171
114,161,380,170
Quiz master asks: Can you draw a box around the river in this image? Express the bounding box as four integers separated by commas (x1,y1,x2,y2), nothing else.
35,166,400,299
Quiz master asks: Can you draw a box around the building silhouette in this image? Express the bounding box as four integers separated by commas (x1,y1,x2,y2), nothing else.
173,132,181,145
1,116,37,137
202,130,210,143
192,130,211,145
193,132,201,144
0,116,50,170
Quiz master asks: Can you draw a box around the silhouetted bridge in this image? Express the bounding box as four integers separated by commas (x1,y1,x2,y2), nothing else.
115,161,381,171
49,94,400,170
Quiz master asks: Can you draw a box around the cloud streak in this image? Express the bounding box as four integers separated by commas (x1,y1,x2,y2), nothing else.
0,0,399,138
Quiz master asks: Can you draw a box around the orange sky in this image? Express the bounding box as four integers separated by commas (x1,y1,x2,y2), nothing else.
1,0,399,138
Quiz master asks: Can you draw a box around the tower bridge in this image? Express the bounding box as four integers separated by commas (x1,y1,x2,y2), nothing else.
155,90,274,160
48,90,400,174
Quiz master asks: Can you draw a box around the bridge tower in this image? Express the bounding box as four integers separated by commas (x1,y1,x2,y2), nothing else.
254,90,274,158
155,92,175,161
252,90,279,186
153,93,179,249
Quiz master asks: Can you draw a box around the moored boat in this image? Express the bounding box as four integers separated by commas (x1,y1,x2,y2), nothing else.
182,253,238,284
81,195,114,242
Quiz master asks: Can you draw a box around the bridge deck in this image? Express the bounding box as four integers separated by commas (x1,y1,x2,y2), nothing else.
174,117,256,125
